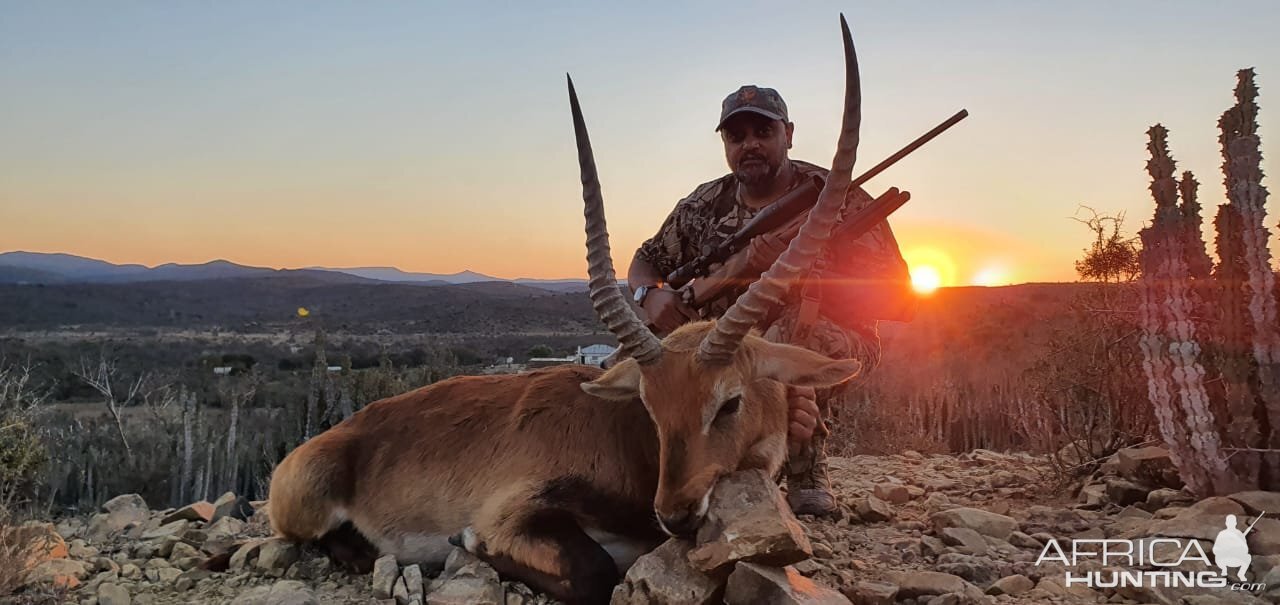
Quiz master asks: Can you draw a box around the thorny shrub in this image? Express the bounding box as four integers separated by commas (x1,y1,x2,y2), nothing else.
1018,209,1152,475
0,362,49,510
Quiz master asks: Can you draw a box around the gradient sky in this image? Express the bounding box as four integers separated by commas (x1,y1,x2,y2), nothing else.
2,1,1278,285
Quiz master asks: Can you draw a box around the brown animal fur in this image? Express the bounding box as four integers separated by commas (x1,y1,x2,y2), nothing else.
267,321,858,603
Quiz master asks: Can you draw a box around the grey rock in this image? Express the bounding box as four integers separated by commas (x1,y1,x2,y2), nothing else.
444,548,480,575
88,495,150,542
141,520,189,541
231,580,320,605
687,469,812,574
168,542,200,562
985,574,1033,596
884,571,983,601
372,554,399,599
256,539,301,576
1187,496,1246,516
723,562,851,604
938,527,988,556
935,553,998,586
793,559,823,575
923,493,952,514
1072,527,1105,541
155,567,180,583
26,558,89,588
1035,577,1099,600
1147,488,1193,509
212,491,255,522
160,502,214,525
155,536,180,559
610,539,722,605
394,576,410,605
1116,446,1181,489
1229,491,1280,516
921,535,948,558
403,564,425,600
1116,504,1153,519
426,559,503,605
872,483,911,504
174,568,212,591
1006,531,1042,550
120,564,142,580
842,581,897,605
1100,478,1152,506
930,508,1017,540
206,516,247,541
854,496,894,523
230,539,266,571
70,539,100,559
97,582,131,605
103,494,149,516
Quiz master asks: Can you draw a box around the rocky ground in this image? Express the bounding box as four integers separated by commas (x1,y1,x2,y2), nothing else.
8,447,1280,605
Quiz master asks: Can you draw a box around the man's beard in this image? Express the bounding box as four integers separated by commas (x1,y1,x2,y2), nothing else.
735,155,780,190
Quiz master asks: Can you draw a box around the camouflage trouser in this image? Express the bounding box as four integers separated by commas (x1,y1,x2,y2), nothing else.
761,307,881,491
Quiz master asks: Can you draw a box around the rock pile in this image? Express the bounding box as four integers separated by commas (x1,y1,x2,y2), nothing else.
10,448,1280,605
612,468,849,604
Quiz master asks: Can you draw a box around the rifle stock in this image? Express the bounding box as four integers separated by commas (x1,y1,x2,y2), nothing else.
664,174,823,289
683,187,912,309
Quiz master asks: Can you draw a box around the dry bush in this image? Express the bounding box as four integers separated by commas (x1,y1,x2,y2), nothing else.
825,210,1149,461
1016,211,1151,475
829,390,951,456
0,362,49,511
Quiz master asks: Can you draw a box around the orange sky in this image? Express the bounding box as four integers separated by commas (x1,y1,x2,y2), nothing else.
3,3,1278,286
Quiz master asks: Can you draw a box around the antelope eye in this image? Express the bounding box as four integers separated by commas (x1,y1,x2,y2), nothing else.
716,396,741,419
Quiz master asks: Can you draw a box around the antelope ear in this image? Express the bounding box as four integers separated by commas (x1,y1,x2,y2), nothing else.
751,340,861,388
581,357,642,400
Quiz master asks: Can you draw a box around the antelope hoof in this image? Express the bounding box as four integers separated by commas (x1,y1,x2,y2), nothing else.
448,526,485,555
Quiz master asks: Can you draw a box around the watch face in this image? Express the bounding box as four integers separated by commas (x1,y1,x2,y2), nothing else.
634,285,648,303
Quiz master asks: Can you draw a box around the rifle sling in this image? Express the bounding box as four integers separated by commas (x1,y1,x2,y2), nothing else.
793,268,823,344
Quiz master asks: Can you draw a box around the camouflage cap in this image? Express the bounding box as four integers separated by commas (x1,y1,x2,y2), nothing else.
715,85,789,131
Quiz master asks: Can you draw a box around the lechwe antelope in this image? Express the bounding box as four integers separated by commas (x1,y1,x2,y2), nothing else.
267,14,865,605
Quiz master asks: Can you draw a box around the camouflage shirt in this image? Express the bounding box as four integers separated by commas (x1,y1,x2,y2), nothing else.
635,159,915,349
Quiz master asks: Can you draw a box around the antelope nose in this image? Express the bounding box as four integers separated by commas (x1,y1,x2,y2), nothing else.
658,506,701,538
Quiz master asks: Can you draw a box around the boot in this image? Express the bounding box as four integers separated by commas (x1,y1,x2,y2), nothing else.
784,430,838,517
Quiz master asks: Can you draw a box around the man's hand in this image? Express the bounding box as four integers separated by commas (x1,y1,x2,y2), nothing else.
746,231,789,273
641,288,700,334
787,386,819,444
744,216,803,274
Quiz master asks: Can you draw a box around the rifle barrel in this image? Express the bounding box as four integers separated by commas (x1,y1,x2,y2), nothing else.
1245,511,1266,535
849,109,968,190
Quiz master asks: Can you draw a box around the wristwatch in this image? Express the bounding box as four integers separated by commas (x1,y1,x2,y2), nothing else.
633,284,659,305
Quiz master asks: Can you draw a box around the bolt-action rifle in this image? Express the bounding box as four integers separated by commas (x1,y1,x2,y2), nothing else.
664,109,968,311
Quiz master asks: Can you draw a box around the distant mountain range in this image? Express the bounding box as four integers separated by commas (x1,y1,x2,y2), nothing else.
0,251,588,292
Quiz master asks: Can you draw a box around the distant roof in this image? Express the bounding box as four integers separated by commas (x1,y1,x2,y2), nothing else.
581,344,616,355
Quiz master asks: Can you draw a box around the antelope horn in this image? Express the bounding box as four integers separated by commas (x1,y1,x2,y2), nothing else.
697,13,862,365
567,75,664,365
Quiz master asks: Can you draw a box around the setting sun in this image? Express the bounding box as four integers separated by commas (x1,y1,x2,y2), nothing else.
902,247,956,294
910,265,943,294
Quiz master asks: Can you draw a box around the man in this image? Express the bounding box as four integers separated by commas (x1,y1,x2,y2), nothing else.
626,84,915,516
